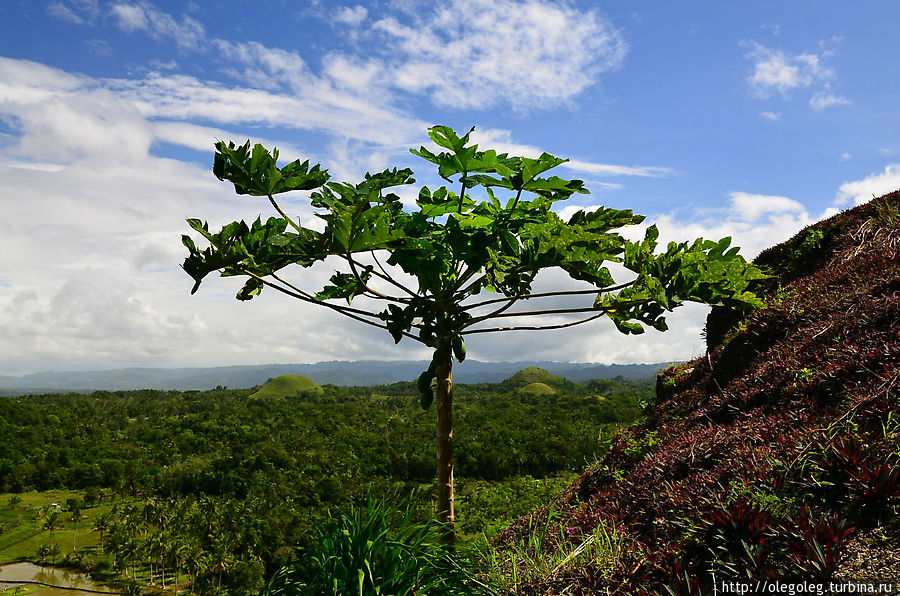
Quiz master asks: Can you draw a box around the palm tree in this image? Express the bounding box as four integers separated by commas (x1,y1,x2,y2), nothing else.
43,510,61,549
168,536,189,596
69,507,87,552
92,513,109,553
144,531,167,588
208,531,236,593
182,538,205,594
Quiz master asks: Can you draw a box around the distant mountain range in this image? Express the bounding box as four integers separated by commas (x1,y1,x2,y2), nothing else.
0,360,671,395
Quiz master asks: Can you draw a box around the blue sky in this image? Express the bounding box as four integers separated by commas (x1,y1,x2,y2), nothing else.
1,0,899,375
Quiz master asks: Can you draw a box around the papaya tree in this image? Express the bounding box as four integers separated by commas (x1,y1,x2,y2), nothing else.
181,125,765,539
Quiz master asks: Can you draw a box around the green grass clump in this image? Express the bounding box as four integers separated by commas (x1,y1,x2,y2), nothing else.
262,498,496,596
483,504,625,591
251,375,323,399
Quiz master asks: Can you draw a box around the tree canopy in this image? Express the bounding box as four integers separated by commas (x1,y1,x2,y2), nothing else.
182,125,766,534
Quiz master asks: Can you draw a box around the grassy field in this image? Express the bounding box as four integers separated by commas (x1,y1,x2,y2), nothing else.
0,491,108,565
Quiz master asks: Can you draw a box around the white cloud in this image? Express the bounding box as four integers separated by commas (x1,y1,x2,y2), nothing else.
19,90,154,163
322,54,383,94
643,191,822,260
334,5,368,27
809,91,851,111
47,0,100,25
151,121,310,164
88,39,114,56
213,40,311,92
373,0,627,110
743,41,852,116
149,59,178,71
729,191,805,222
0,59,157,164
835,165,900,207
742,40,852,112
467,127,670,181
0,56,90,97
151,121,245,152
0,60,356,374
104,69,426,149
110,3,148,30
840,152,852,161
0,54,432,374
96,0,626,118
565,159,672,178
110,1,205,49
744,42,833,97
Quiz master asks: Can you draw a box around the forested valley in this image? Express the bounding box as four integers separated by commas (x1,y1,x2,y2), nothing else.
0,369,651,594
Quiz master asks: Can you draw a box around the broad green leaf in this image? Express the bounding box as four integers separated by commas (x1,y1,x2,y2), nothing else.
214,140,329,196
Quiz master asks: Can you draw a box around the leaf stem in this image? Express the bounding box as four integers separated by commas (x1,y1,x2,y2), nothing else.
459,280,635,311
248,271,422,342
339,254,418,300
345,252,396,302
460,270,538,326
463,305,603,330
267,194,304,234
509,187,523,212
268,272,386,318
462,312,608,335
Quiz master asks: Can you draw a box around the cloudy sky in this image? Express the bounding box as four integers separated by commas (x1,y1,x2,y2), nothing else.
2,1,900,376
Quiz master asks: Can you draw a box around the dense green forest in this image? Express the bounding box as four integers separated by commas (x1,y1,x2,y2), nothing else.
0,370,651,593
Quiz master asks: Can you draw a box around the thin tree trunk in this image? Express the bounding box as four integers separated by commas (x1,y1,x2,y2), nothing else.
434,339,455,544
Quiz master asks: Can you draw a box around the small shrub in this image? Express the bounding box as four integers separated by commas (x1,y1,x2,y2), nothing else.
872,194,899,226
780,507,855,579
704,497,774,579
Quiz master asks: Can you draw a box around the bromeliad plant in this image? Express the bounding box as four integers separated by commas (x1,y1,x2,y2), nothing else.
181,125,766,538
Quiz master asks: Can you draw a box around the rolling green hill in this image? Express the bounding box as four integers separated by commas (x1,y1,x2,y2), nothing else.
250,374,323,399
500,367,575,393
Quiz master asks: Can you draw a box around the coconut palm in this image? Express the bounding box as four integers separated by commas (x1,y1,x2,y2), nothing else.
69,507,86,551
42,510,61,548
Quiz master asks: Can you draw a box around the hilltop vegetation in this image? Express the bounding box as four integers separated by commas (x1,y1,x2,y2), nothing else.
495,192,900,593
517,382,557,396
501,367,574,393
249,374,323,399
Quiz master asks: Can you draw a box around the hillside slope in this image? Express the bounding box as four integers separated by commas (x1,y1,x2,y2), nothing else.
498,192,900,594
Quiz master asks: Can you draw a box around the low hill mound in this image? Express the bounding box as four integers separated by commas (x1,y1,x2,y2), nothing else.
500,367,575,393
515,382,556,396
498,192,900,593
251,375,323,399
